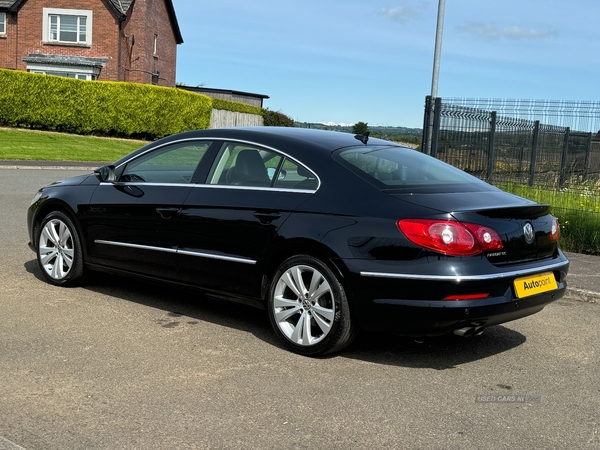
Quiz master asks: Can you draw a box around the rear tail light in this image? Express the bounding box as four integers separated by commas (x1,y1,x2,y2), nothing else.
398,219,503,256
550,216,560,242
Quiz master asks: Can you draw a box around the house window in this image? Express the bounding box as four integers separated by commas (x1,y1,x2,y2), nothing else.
31,70,94,81
23,54,107,80
50,15,86,43
0,12,6,35
43,8,92,45
153,34,158,56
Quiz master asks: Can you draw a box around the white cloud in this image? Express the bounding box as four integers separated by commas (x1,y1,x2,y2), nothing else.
381,2,430,24
319,122,354,127
459,22,501,40
503,26,558,40
459,22,558,40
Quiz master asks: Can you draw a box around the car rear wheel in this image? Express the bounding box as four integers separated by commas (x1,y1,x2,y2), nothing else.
36,211,84,286
267,255,356,356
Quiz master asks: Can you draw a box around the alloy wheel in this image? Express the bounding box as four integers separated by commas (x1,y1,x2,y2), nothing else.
38,218,75,281
272,264,336,346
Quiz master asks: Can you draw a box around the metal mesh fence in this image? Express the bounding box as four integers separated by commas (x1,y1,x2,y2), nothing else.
426,98,600,188
422,97,600,253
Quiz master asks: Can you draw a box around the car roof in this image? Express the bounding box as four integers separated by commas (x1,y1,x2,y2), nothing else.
113,127,403,168
181,127,392,148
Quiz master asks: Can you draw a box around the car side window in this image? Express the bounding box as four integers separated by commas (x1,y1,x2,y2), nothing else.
121,141,212,184
207,143,282,188
273,158,318,190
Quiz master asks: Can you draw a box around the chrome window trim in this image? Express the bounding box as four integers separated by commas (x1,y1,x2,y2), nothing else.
360,260,568,281
94,240,256,265
191,184,317,194
99,182,194,188
98,181,316,193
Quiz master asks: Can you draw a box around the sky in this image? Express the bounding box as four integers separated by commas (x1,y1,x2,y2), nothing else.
172,0,600,128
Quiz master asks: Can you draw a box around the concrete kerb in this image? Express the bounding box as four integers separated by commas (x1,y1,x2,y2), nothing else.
0,160,104,171
562,252,600,304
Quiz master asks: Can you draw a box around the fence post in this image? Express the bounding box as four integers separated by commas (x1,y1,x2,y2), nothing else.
559,127,570,187
529,120,540,186
430,97,442,158
487,111,497,179
583,132,592,181
422,96,432,153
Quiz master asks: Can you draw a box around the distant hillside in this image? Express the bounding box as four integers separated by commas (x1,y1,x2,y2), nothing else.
294,122,423,148
295,122,421,135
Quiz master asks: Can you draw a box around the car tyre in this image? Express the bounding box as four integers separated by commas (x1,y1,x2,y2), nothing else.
36,211,85,286
267,255,356,356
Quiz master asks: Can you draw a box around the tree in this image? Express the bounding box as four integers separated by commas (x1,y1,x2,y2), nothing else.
262,108,294,127
352,121,369,135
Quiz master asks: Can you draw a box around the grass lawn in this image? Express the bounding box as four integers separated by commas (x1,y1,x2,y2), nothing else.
0,127,147,162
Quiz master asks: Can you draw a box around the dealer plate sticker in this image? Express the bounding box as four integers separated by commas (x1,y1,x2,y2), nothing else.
513,272,557,298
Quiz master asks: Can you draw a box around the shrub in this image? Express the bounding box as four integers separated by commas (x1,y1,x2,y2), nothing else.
262,108,294,127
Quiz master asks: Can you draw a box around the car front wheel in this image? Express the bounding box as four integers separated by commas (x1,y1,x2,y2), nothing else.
36,211,84,286
267,255,356,356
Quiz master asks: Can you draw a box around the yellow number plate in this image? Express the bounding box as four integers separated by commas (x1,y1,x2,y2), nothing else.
513,272,557,298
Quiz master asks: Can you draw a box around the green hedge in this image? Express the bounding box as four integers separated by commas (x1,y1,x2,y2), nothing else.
0,69,214,140
212,98,262,115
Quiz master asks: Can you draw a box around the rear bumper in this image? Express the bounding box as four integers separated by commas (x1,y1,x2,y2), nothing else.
338,253,569,336
359,285,565,335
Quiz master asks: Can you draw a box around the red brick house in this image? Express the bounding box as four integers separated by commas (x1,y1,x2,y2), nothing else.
0,0,183,86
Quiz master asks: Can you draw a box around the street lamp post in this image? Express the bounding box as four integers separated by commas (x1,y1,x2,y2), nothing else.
425,0,446,155
431,0,446,99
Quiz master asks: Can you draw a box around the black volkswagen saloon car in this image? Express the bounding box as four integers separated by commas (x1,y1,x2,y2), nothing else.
27,127,569,355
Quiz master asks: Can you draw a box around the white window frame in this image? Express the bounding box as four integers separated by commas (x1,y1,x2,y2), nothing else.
31,70,93,81
0,12,6,35
27,62,98,80
42,8,92,45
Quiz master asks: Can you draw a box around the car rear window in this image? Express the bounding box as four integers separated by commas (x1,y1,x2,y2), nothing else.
335,146,492,192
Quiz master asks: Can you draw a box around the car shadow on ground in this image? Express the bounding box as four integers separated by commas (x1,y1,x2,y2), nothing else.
24,260,526,370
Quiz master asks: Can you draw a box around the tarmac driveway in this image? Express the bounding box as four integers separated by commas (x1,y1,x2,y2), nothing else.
0,167,598,450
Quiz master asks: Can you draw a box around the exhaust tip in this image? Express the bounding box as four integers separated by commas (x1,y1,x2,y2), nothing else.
453,326,484,337
454,327,476,337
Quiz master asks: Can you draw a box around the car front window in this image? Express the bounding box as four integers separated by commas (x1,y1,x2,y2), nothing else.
120,141,212,184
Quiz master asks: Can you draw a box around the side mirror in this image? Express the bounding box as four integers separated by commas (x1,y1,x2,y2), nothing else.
267,167,287,181
94,165,116,183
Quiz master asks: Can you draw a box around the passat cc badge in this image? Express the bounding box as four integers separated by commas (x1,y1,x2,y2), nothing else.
524,222,535,244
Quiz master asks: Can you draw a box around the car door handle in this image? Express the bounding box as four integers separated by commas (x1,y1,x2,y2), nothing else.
118,185,144,198
253,212,281,224
156,207,180,219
